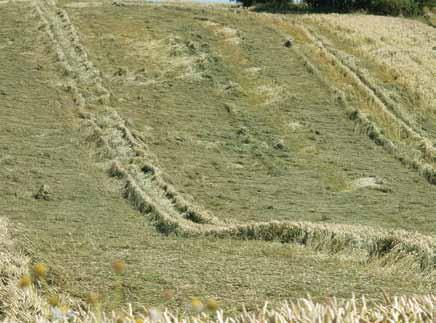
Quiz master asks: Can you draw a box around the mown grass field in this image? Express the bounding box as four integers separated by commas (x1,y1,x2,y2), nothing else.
1,0,436,320
63,3,436,230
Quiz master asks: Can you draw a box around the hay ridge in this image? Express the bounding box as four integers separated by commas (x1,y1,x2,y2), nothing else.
3,3,436,319
34,0,219,228
293,22,436,183
32,0,436,274
258,14,436,185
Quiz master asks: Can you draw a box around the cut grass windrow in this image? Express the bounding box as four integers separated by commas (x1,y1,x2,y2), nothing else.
33,0,436,274
301,24,436,147
258,14,436,185
34,0,219,226
2,210,435,321
110,144,436,272
293,22,436,184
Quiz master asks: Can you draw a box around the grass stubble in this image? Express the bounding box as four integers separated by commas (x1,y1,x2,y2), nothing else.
2,0,436,320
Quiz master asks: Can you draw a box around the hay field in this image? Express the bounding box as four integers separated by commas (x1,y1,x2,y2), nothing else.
1,0,436,320
301,14,436,137
64,4,436,229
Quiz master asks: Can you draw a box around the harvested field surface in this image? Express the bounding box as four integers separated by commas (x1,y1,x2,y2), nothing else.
64,4,436,230
301,14,436,138
1,0,436,318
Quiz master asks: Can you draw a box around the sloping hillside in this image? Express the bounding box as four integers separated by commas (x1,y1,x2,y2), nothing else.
1,0,436,320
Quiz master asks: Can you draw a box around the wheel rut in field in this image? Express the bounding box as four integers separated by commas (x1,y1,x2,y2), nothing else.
32,0,436,272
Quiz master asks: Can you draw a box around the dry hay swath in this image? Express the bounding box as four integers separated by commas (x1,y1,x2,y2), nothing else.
0,215,435,322
302,14,436,118
122,36,208,82
255,13,436,185
64,1,102,8
33,0,219,227
0,218,50,322
203,20,241,45
32,0,436,274
5,3,436,321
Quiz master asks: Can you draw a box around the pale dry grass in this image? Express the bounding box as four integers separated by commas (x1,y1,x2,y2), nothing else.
64,1,102,8
0,218,81,322
0,218,50,322
302,14,436,119
7,293,436,322
4,3,436,320
124,36,208,82
203,20,241,45
2,213,436,321
256,13,436,184
256,84,284,105
36,0,436,274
